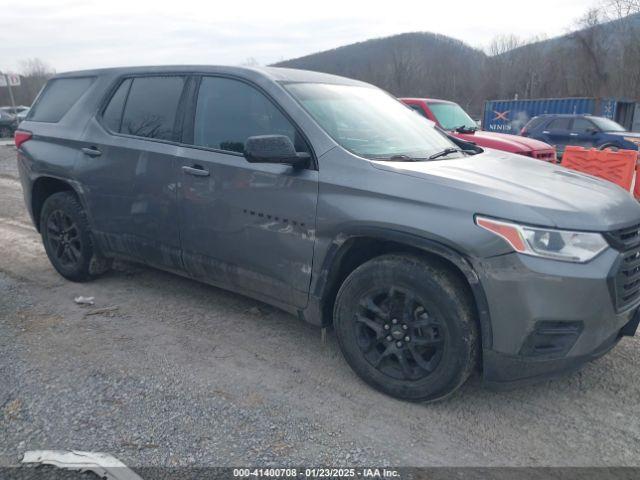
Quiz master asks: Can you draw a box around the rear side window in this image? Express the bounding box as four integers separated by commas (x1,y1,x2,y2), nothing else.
193,76,309,154
102,78,132,132
119,76,185,141
547,117,571,130
29,77,94,122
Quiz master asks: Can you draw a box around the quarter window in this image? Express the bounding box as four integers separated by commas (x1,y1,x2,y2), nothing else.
193,76,308,154
29,77,95,123
119,76,185,141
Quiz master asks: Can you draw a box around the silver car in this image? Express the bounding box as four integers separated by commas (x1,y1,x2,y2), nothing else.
15,66,640,401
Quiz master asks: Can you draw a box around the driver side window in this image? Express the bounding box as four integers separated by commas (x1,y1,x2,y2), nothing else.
193,77,310,155
572,118,596,133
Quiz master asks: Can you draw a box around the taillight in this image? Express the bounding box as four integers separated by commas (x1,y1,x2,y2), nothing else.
14,130,32,149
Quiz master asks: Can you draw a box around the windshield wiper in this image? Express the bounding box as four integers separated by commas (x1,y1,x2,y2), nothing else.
387,154,424,162
428,147,465,160
453,125,478,133
375,149,473,162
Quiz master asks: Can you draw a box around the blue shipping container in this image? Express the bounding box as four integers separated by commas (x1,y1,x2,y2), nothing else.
483,97,636,134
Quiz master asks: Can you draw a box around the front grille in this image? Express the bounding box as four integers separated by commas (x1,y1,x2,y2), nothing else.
604,223,640,311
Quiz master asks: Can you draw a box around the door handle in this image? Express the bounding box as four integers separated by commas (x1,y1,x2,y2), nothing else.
569,133,579,136
81,147,102,157
182,165,210,177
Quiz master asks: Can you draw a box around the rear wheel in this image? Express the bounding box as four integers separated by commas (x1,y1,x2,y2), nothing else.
333,254,479,402
40,191,110,282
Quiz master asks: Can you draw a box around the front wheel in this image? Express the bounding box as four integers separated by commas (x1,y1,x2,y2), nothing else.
599,144,620,152
333,254,479,402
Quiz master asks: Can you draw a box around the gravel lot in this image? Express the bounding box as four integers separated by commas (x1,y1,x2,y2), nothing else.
1,144,639,470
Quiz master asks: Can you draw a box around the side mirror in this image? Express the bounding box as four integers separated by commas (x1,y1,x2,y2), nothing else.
244,135,310,168
588,128,598,135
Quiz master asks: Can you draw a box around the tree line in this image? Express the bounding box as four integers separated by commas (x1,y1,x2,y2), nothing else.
276,0,640,117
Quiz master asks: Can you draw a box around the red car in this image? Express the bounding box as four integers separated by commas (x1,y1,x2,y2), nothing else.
401,98,557,162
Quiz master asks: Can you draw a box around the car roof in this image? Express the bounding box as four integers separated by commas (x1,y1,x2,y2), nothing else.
52,65,371,87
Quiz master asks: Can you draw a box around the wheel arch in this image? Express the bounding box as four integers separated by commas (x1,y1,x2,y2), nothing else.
306,228,493,350
597,142,622,150
31,176,86,232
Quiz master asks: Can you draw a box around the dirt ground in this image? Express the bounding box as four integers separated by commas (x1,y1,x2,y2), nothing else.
1,144,639,468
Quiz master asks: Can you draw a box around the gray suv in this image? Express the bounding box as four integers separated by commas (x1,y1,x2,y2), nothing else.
15,66,640,401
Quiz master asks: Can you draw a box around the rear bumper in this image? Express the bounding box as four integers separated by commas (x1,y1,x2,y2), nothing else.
483,310,638,387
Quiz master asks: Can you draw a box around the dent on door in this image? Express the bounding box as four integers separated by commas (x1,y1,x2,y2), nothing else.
179,151,318,309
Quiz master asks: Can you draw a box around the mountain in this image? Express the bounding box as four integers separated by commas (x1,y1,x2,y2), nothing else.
274,12,640,116
274,32,488,113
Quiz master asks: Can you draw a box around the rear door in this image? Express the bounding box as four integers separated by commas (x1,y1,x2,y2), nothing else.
77,74,189,271
176,75,318,308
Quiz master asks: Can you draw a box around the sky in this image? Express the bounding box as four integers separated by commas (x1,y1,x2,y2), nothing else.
0,0,598,73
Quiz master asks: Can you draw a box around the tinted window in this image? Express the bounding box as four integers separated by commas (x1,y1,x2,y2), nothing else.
547,118,571,130
120,76,185,141
194,77,308,154
102,78,132,132
572,118,596,133
29,77,94,122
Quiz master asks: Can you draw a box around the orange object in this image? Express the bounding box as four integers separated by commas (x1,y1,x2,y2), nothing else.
634,160,640,200
562,146,637,192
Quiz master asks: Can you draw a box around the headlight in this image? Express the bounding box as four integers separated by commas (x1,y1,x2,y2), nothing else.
623,137,640,146
475,216,608,263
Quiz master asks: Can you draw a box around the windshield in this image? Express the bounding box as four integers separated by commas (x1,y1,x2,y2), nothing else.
590,117,626,132
284,83,456,159
428,102,477,131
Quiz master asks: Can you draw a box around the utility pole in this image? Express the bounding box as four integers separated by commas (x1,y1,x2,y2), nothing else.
0,71,17,111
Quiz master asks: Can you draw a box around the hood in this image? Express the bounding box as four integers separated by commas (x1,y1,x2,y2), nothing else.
469,130,553,151
606,131,640,138
371,150,640,231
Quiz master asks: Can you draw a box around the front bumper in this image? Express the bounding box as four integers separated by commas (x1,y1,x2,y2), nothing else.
475,249,640,385
483,311,638,387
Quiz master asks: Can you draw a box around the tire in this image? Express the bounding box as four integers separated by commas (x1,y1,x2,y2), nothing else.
40,191,110,282
599,144,620,152
333,254,479,402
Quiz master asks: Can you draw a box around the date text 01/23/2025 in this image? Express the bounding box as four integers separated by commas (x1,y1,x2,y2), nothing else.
232,468,401,478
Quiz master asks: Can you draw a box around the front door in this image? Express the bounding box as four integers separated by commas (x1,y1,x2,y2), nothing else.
177,76,318,308
569,118,599,149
